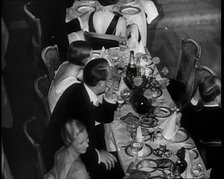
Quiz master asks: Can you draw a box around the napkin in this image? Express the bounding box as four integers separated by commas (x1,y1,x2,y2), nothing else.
136,126,144,156
104,123,116,152
136,126,143,142
159,111,179,140
181,149,192,178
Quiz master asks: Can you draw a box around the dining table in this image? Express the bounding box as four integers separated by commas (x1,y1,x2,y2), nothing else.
66,0,159,46
96,46,211,178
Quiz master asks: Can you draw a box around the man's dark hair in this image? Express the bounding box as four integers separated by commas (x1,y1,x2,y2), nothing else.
83,58,110,87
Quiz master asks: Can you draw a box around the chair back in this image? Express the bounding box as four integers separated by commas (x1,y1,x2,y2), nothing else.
176,38,201,107
23,116,46,179
24,2,42,61
24,2,42,45
84,31,126,50
41,45,61,82
34,75,51,126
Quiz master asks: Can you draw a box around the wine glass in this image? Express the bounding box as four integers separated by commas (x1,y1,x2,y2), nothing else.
127,120,139,139
130,139,144,162
190,162,205,178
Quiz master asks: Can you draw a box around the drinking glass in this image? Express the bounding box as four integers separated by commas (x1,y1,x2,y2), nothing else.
130,139,144,162
127,121,139,139
119,40,127,51
190,162,205,178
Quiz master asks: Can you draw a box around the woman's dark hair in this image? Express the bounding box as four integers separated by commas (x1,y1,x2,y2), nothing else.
61,119,86,146
199,75,221,103
97,0,118,6
66,40,92,66
83,58,110,87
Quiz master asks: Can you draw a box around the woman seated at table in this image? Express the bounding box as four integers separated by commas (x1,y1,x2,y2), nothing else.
45,119,90,179
48,40,92,113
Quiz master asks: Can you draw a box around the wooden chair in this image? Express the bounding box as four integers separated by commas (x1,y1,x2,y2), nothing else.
34,75,51,126
84,31,126,50
23,2,42,61
41,45,61,82
23,116,46,179
168,38,202,108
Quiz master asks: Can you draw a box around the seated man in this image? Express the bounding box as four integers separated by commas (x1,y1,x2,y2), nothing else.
181,75,221,178
42,58,124,179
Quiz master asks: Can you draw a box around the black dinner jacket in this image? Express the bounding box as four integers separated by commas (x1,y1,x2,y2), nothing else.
41,82,117,172
181,104,221,142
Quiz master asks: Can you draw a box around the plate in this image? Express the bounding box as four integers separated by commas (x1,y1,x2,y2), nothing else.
125,144,152,158
118,0,135,4
76,5,95,13
190,149,199,160
120,6,141,15
163,128,189,143
136,159,158,173
153,106,172,118
120,112,139,124
148,176,166,179
140,116,158,128
156,158,174,169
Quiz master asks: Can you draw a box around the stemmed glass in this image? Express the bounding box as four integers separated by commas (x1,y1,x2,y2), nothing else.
190,162,205,178
130,138,144,162
127,120,139,139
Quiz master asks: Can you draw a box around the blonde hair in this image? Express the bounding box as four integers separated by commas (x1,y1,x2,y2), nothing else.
61,119,86,146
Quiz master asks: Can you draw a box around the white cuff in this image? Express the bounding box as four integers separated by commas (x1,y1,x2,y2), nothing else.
95,149,101,164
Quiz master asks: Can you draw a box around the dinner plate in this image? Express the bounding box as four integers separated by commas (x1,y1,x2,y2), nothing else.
76,5,95,13
140,116,158,128
156,158,174,169
120,6,141,15
148,176,166,179
190,149,199,160
125,144,152,158
153,106,172,118
163,128,189,143
136,159,158,173
118,0,135,4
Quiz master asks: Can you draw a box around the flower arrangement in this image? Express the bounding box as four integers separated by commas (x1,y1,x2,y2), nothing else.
125,56,170,115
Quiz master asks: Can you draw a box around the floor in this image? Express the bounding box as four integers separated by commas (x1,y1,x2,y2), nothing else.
1,1,221,179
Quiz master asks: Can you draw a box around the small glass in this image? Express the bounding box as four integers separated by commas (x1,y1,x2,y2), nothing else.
191,163,204,178
119,40,127,51
130,139,144,162
127,121,139,139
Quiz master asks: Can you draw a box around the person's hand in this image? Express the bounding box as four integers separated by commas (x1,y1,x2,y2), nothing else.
99,150,117,170
104,80,116,100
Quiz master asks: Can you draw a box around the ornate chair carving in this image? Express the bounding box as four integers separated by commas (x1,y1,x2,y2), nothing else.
34,75,51,126
23,2,42,61
23,116,46,179
41,45,60,82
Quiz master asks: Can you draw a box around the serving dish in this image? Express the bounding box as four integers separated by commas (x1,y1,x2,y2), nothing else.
153,148,173,158
156,158,174,169
125,143,152,158
140,116,158,128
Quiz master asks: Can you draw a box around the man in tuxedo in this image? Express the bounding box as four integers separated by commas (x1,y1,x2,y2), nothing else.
181,75,221,178
41,58,124,178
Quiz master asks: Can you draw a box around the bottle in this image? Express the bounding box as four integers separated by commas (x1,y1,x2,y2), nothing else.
124,50,137,89
175,147,187,174
126,50,137,78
